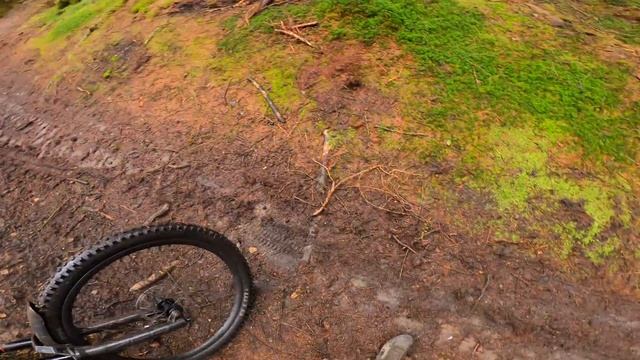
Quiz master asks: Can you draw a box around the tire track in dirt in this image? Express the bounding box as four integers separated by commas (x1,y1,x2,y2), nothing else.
0,91,314,269
0,93,122,170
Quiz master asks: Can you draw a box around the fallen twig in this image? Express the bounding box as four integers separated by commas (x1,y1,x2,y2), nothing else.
399,249,410,279
63,214,86,237
82,207,115,221
274,28,314,47
39,199,68,232
167,163,190,169
247,77,286,123
246,0,273,20
471,273,492,312
291,21,319,30
145,203,170,225
392,234,418,255
376,125,431,137
144,23,169,46
76,87,92,96
316,129,331,190
224,80,232,106
358,187,410,217
67,177,89,185
312,165,380,216
129,260,181,292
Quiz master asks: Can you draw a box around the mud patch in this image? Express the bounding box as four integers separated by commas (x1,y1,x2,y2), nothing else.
0,0,19,18
88,39,150,84
298,42,395,129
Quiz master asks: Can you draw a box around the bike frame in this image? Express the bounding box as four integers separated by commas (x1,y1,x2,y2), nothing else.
0,302,189,359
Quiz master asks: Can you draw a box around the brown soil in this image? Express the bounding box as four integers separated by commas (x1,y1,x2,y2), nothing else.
1,3,639,360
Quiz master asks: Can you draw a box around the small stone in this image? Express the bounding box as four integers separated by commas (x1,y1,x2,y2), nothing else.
290,288,302,299
394,316,424,334
376,334,414,360
0,269,9,276
458,336,477,353
248,246,258,254
301,245,313,262
0,313,7,319
376,288,401,308
549,16,567,28
435,324,460,346
350,277,368,288
478,350,498,360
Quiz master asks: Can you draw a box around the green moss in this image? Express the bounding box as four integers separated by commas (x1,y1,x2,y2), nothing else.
260,67,302,112
586,236,621,265
131,0,157,14
219,2,314,54
599,15,640,45
146,25,181,56
313,0,637,161
32,0,125,45
329,27,348,40
470,125,630,264
102,68,112,79
327,128,357,149
222,15,240,32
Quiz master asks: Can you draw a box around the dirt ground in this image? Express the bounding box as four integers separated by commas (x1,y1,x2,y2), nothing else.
1,2,640,359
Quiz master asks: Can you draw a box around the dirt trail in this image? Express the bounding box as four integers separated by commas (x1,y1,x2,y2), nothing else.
1,3,640,360
2,63,639,360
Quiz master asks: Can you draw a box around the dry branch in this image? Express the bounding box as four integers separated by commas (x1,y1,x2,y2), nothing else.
129,260,181,292
392,234,418,255
291,21,319,30
316,129,331,190
376,125,431,137
246,0,273,20
144,23,169,46
247,77,286,123
312,165,380,216
145,203,170,225
274,28,314,47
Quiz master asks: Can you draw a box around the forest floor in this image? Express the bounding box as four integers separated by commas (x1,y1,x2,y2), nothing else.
0,0,639,359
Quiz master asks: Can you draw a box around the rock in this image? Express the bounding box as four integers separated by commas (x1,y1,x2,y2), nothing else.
376,288,401,308
548,16,568,28
290,288,302,300
394,316,424,334
435,323,461,346
478,350,499,360
350,277,368,288
458,336,477,353
376,334,414,360
301,245,313,262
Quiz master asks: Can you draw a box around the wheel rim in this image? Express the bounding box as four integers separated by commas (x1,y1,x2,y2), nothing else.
59,239,248,360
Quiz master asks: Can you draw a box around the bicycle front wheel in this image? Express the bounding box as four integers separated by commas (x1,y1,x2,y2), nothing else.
38,224,253,360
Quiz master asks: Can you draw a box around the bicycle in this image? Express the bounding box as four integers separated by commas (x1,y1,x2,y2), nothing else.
0,223,254,359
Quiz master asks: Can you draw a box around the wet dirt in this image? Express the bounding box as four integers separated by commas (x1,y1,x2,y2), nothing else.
1,5,640,360
0,0,19,18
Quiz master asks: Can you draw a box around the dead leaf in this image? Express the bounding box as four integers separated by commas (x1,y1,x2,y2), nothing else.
290,288,302,299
